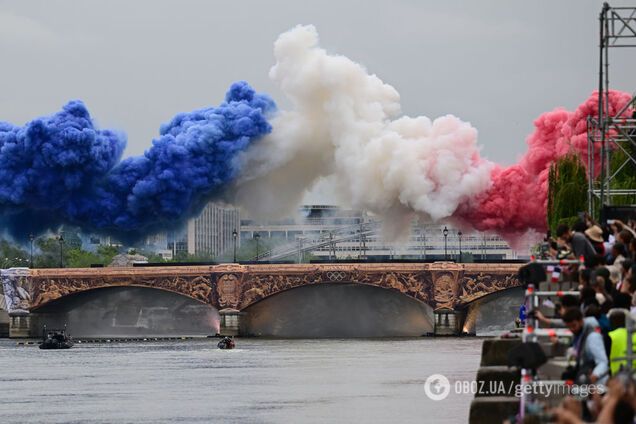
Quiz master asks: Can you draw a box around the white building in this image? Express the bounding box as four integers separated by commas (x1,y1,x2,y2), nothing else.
241,205,526,261
144,202,240,258
185,203,240,257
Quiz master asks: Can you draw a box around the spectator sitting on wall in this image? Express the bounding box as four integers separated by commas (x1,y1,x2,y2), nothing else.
585,225,606,257
534,294,579,328
556,222,598,266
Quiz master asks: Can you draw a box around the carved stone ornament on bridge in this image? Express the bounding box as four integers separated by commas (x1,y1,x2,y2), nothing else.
432,272,459,310
22,263,522,313
216,274,241,309
29,271,214,310
459,272,519,304
326,271,347,281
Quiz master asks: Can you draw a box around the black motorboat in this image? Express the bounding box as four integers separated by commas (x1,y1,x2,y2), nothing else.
39,325,74,350
217,336,235,350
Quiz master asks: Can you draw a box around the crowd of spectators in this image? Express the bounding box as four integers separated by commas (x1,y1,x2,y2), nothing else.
530,215,636,423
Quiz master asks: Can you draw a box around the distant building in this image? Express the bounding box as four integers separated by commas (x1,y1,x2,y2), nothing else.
186,203,240,256
241,205,365,242
143,202,241,258
241,205,526,261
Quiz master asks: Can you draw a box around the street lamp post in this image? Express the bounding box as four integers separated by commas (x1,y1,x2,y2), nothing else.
254,233,260,261
443,226,449,260
232,229,238,263
329,232,335,260
29,233,34,268
458,231,463,262
297,237,304,264
58,234,65,268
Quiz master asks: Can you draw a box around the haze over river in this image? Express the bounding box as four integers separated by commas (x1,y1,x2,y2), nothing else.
0,338,482,423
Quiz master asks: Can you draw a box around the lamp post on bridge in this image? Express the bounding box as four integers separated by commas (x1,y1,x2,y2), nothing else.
232,229,238,263
419,227,426,260
254,233,260,261
297,237,304,264
29,233,34,268
458,231,463,262
58,234,65,268
443,226,449,260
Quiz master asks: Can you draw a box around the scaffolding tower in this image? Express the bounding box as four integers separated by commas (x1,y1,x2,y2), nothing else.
587,3,636,218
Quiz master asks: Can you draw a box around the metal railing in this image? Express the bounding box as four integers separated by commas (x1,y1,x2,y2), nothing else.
518,257,582,421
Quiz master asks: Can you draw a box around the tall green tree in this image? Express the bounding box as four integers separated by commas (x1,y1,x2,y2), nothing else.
66,249,102,268
606,138,636,206
547,153,588,234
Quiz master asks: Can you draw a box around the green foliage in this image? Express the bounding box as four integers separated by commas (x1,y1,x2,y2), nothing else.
34,237,65,268
66,248,101,268
607,142,636,206
96,245,119,265
547,153,588,234
0,240,29,267
547,138,636,228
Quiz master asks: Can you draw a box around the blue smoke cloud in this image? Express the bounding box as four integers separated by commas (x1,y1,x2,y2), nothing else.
0,81,275,241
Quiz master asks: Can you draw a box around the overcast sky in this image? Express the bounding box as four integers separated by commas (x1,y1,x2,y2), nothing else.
1,0,634,167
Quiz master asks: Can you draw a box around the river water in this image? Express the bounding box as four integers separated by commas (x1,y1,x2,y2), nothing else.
0,337,483,423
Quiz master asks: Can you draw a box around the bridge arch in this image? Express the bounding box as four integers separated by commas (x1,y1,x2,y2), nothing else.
238,278,434,311
29,273,214,311
461,286,525,334
240,282,435,337
457,284,525,309
33,285,220,337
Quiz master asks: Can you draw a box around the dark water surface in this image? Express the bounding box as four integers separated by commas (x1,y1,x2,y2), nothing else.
0,338,482,423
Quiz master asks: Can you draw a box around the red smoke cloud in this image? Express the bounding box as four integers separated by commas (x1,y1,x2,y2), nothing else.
457,90,632,236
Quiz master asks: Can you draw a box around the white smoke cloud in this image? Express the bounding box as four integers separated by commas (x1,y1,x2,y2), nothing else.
235,25,493,231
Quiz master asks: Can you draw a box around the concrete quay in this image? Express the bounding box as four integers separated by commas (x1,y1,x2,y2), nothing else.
469,330,572,424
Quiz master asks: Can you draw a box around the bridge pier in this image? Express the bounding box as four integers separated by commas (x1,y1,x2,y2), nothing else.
8,313,37,338
0,309,9,337
219,308,243,336
433,309,466,336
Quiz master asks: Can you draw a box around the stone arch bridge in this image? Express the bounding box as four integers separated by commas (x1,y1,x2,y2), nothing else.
2,262,522,336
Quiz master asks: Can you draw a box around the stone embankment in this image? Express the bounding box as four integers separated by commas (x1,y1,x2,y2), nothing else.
469,279,578,423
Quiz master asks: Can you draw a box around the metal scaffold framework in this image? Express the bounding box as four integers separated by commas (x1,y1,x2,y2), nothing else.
587,3,636,218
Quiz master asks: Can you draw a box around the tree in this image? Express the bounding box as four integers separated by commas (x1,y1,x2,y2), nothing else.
547,153,588,234
96,244,119,265
0,240,29,268
66,248,101,268
606,138,636,206
34,237,66,268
